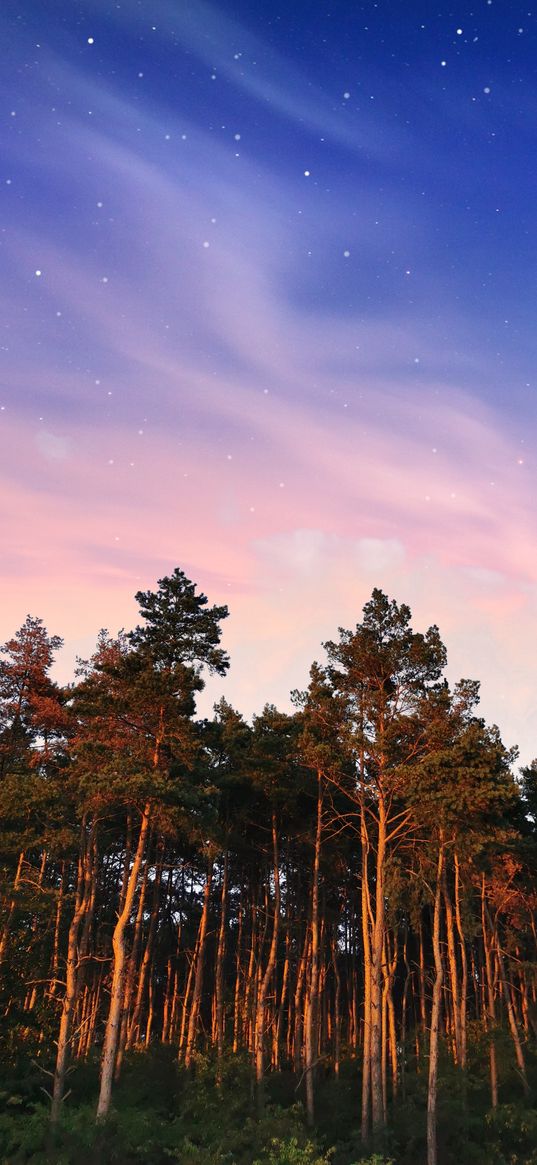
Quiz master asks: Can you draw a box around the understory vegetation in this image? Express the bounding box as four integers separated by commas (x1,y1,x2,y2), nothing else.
1,1046,537,1164
1,569,536,1164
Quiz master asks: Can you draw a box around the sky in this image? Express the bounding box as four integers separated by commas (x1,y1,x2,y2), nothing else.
2,0,537,763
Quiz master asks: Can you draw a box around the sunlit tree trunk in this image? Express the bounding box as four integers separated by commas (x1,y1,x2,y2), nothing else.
0,851,25,966
49,861,66,998
115,864,148,1076
184,863,213,1069
293,922,309,1074
370,795,387,1136
243,895,258,1053
51,821,96,1125
127,848,164,1050
492,917,529,1097
481,875,498,1108
274,925,290,1070
453,853,467,1069
255,814,280,1105
232,899,243,1054
443,866,462,1065
427,838,444,1165
361,802,373,1142
331,928,341,1079
179,930,199,1059
305,773,322,1126
215,850,229,1084
96,802,151,1121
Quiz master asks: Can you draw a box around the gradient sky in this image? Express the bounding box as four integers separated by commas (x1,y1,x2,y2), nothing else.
2,1,537,762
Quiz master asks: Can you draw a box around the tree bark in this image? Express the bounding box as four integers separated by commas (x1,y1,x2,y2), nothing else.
370,795,387,1135
51,821,96,1125
0,851,25,966
453,853,467,1069
481,875,498,1108
215,850,229,1084
255,814,280,1106
427,839,444,1165
184,863,213,1069
305,772,322,1126
96,802,151,1121
361,802,373,1142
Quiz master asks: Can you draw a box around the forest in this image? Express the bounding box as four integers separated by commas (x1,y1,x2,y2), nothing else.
0,568,536,1165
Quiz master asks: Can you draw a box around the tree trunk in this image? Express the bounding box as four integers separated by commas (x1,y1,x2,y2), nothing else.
443,867,462,1066
293,927,309,1073
127,849,164,1050
427,839,444,1165
115,864,149,1076
331,928,341,1078
51,822,96,1125
255,814,280,1106
96,802,151,1121
274,924,290,1070
305,772,322,1126
184,863,213,1069
361,803,373,1142
481,876,498,1108
370,796,387,1136
0,851,25,966
492,917,529,1097
453,853,467,1069
49,861,65,998
232,898,243,1054
215,851,229,1084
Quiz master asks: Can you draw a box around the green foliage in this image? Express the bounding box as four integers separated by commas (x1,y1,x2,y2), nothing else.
1,1046,537,1165
485,1103,537,1165
130,568,229,677
253,1137,334,1165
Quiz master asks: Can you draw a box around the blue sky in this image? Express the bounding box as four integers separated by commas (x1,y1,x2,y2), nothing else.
1,0,537,762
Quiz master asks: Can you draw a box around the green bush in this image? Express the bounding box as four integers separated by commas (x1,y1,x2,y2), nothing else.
253,1135,334,1165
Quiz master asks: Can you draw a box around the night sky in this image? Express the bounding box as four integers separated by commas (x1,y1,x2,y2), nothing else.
2,1,537,761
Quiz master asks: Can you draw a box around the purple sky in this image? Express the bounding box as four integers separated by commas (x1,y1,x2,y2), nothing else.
2,0,537,762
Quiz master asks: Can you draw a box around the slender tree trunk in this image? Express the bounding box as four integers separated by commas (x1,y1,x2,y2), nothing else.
243,895,258,1054
401,931,410,1098
179,933,199,1058
274,925,290,1070
370,796,387,1136
255,814,280,1107
386,930,398,1100
184,863,213,1069
418,918,427,1044
361,803,373,1142
215,851,229,1084
127,850,163,1050
115,864,149,1076
49,861,65,998
427,839,444,1165
492,917,529,1097
232,899,243,1054
96,802,151,1121
0,851,25,966
293,927,309,1073
51,822,96,1125
453,853,467,1069
381,937,389,1123
305,772,322,1126
443,867,462,1065
118,813,133,916
81,972,102,1058
481,876,498,1108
